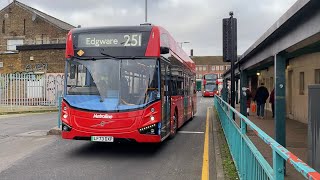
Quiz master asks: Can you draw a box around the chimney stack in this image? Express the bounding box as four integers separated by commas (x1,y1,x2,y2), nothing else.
190,49,194,57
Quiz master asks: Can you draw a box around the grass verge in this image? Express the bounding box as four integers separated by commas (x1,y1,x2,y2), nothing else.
0,109,58,115
214,108,239,180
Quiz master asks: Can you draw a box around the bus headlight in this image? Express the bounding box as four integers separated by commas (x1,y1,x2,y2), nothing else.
139,123,159,135
150,115,155,121
61,101,70,124
63,114,68,119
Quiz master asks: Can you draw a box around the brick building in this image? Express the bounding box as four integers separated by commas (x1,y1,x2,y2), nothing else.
191,56,230,79
0,1,74,74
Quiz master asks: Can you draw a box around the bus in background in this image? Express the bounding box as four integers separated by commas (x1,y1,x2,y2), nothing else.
202,73,219,97
61,25,197,143
196,79,202,92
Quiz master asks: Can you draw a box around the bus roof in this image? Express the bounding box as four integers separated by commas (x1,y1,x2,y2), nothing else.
67,25,195,72
71,26,153,34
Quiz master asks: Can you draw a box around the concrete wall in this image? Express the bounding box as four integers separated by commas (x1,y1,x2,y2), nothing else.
286,52,320,123
256,52,320,124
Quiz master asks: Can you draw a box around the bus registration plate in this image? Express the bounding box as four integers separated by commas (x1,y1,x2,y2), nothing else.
91,136,114,142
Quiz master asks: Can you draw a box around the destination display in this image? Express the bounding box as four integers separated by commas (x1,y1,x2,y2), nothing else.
78,33,142,48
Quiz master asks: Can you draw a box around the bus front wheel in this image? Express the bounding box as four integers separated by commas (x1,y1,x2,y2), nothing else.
169,111,178,139
191,106,194,120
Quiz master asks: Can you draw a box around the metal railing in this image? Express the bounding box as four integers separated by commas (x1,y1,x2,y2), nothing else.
214,95,320,180
0,73,64,108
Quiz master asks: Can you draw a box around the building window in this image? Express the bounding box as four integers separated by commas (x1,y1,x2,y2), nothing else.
199,74,202,79
7,39,24,51
211,66,215,71
315,69,320,84
2,20,5,34
220,66,224,71
196,67,198,71
299,72,304,95
199,66,202,71
23,19,26,35
203,66,207,71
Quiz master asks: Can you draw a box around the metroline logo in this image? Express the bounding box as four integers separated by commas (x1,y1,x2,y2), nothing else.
93,114,113,119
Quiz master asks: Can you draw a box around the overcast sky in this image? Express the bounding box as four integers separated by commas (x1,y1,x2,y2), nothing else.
1,0,297,56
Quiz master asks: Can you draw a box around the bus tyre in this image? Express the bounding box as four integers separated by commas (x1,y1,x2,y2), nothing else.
191,106,194,120
169,111,178,139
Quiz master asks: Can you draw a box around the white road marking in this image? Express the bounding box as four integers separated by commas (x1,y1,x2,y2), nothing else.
178,131,204,134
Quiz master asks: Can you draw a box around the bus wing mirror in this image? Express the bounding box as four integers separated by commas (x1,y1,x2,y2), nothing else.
160,47,170,54
70,64,76,79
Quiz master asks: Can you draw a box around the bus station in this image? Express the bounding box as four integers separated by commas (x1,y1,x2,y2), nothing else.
0,0,319,180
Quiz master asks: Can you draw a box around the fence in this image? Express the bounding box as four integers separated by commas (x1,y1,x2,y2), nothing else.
0,73,64,107
214,95,320,180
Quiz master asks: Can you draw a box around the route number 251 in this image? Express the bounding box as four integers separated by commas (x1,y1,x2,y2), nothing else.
123,34,142,46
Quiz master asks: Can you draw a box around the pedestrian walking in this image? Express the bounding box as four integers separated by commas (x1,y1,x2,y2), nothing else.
253,83,269,119
269,88,275,118
245,87,252,116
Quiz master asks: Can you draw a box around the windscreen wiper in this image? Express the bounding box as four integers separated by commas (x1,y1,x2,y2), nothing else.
100,48,121,60
100,52,122,60
67,55,107,61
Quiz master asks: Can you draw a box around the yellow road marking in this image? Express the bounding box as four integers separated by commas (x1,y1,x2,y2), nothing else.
201,107,210,180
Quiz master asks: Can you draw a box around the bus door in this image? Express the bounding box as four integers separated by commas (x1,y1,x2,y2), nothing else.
184,74,189,121
160,60,171,138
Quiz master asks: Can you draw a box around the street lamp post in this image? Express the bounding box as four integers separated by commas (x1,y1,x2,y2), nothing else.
145,0,148,22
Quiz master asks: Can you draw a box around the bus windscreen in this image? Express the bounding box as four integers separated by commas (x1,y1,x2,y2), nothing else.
204,74,217,80
204,84,217,92
65,58,159,111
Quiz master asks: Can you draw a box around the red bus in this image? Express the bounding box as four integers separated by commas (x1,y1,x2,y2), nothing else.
61,25,197,143
202,73,219,97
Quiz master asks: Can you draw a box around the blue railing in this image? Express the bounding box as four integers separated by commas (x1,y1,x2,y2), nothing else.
214,95,320,180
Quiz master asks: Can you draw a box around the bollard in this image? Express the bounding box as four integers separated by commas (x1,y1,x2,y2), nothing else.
57,96,62,128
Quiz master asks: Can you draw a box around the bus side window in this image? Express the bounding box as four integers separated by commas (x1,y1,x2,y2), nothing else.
177,79,183,95
171,77,177,96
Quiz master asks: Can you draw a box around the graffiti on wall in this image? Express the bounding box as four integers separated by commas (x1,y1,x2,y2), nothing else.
46,73,64,101
25,63,48,72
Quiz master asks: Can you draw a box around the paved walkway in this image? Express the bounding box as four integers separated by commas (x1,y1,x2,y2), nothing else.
0,106,58,114
234,104,308,180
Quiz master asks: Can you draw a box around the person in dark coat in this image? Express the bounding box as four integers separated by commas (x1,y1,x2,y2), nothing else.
245,88,252,116
269,88,275,118
254,83,269,119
